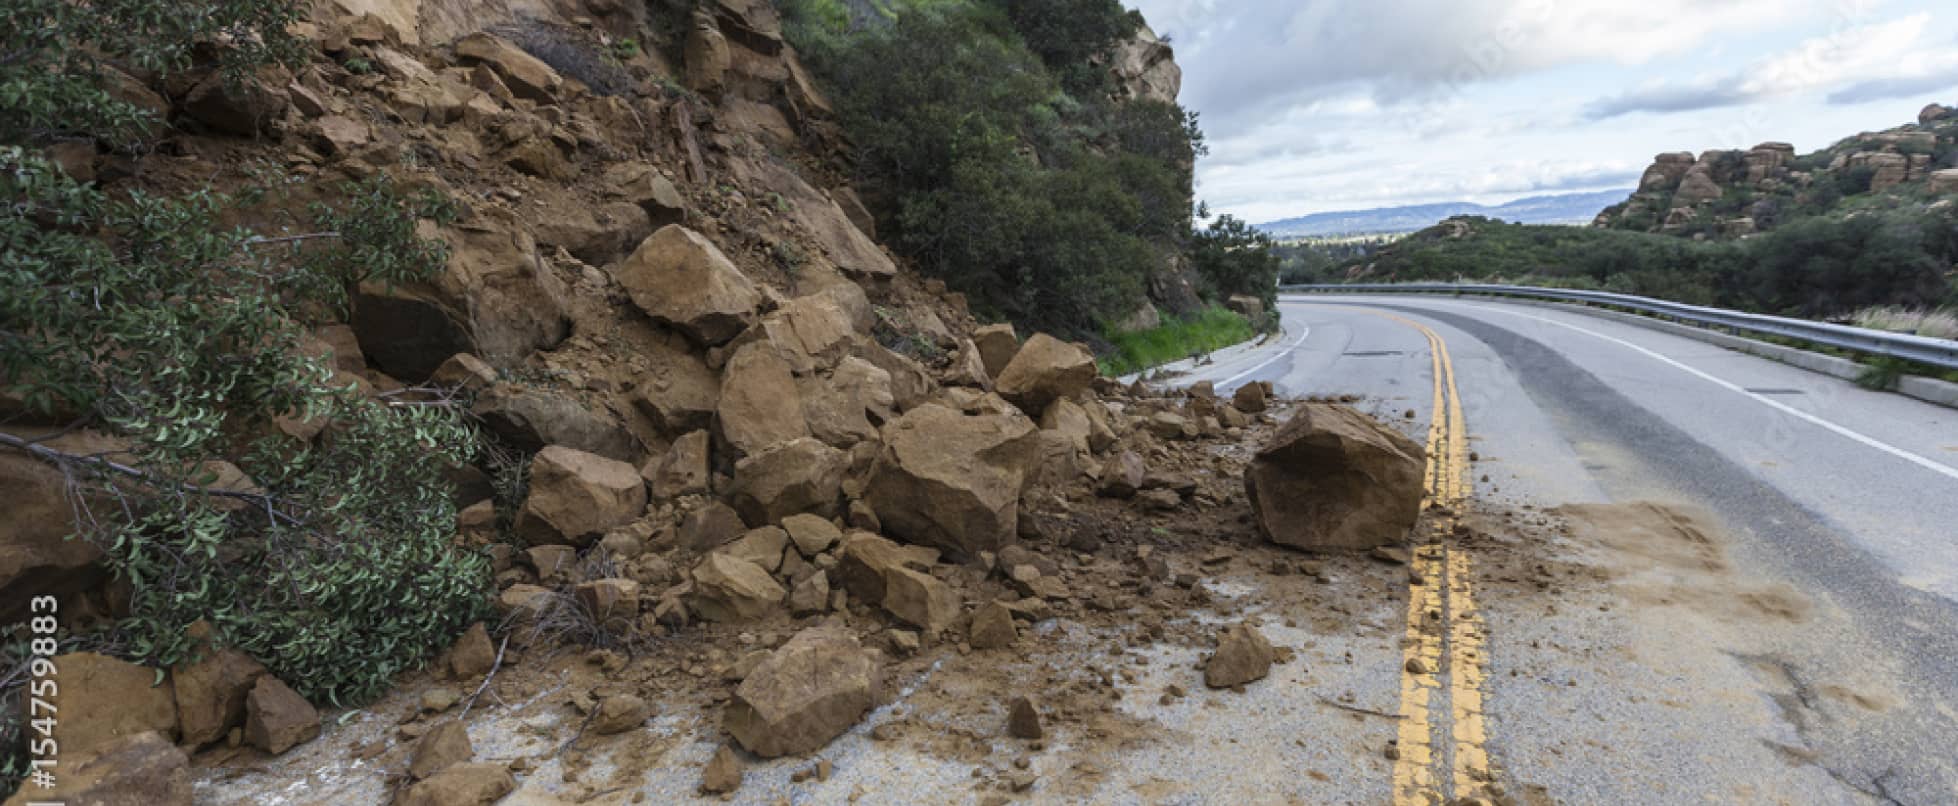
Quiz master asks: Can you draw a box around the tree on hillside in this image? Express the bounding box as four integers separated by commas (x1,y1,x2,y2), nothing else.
787,1,1207,337
1190,214,1281,310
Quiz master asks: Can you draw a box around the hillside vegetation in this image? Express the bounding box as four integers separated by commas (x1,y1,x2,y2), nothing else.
1337,104,1958,319
781,0,1276,340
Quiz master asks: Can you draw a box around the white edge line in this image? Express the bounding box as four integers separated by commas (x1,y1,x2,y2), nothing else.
1443,301,1958,483
1217,321,1313,389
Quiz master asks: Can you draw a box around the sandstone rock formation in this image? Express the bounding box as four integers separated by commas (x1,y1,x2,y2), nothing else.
864,404,1040,557
516,445,648,546
994,334,1097,413
615,225,763,347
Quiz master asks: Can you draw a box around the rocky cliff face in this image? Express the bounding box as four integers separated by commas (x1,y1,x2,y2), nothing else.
1595,102,1958,238
1104,22,1182,106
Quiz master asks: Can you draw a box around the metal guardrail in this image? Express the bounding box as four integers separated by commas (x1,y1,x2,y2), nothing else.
1281,283,1958,371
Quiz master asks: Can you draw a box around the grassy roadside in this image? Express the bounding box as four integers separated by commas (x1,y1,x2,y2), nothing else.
1099,306,1258,376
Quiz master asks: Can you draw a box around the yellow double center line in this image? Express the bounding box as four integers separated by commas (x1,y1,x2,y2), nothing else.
1353,310,1496,805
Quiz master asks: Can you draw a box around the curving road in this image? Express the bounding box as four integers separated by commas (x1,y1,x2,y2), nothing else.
1176,294,1958,804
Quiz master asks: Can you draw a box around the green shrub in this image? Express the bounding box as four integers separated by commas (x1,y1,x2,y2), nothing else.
0,0,305,148
785,0,1206,338
0,0,491,710
1100,307,1255,375
1190,214,1280,310
1,152,489,703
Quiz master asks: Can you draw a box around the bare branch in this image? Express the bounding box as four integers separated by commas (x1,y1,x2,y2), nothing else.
0,429,307,528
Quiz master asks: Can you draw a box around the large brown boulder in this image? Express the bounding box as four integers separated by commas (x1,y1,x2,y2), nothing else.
753,284,869,374
46,653,178,755
244,675,319,755
691,553,787,622
800,357,892,447
994,334,1097,413
516,446,648,547
614,225,762,347
679,500,747,551
633,355,722,435
1231,381,1269,413
1244,404,1424,551
834,532,936,604
1,732,189,806
724,627,880,757
172,646,268,748
727,437,846,525
1039,398,1093,455
353,219,570,382
852,338,936,412
717,342,810,457
865,404,1040,558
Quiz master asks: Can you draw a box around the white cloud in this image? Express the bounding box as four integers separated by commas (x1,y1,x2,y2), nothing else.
1133,0,1837,124
1587,14,1947,118
1125,0,1958,221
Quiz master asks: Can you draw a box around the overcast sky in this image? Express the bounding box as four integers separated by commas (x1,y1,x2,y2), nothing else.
1126,0,1958,223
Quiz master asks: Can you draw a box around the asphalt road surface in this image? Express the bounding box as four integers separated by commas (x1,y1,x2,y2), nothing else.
1174,294,1958,804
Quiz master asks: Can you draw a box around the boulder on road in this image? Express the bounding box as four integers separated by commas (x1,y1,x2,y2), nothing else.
1204,622,1275,689
993,334,1096,413
1244,403,1424,551
614,225,762,347
1231,381,1269,413
516,446,648,547
724,627,880,757
864,404,1040,558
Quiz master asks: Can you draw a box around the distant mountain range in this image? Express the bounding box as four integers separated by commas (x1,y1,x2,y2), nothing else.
1256,189,1633,238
